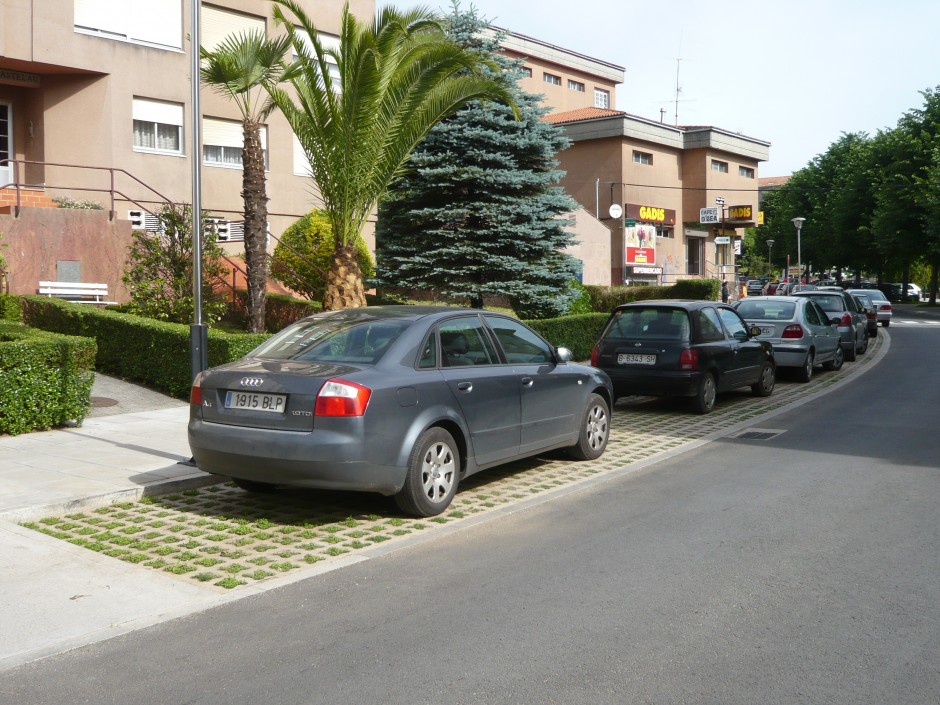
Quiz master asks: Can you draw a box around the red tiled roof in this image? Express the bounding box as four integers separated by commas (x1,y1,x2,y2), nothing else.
543,107,626,124
759,176,791,188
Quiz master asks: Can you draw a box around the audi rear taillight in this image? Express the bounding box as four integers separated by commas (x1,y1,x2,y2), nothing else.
190,371,203,406
679,348,698,371
315,379,372,417
590,344,600,366
840,313,852,327
782,324,804,339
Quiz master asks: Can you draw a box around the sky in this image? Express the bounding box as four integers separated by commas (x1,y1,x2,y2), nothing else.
419,0,940,177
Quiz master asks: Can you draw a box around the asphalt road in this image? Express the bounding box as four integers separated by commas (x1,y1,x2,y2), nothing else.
5,321,939,705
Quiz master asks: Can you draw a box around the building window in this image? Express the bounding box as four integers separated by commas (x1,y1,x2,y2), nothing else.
201,5,265,52
568,79,585,92
75,0,182,50
293,29,342,90
543,72,561,86
658,227,674,239
293,134,312,177
203,117,267,169
711,159,729,173
739,165,755,178
633,150,653,166
132,98,183,154
520,66,532,78
594,88,610,109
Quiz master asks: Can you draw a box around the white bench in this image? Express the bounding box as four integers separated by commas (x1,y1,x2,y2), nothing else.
38,281,116,305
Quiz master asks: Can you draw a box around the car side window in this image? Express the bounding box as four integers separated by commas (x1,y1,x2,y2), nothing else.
417,331,437,369
483,315,552,364
439,317,498,367
697,308,725,342
804,301,821,326
717,308,749,341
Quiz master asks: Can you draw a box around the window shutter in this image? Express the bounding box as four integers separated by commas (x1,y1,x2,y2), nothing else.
203,117,265,148
74,0,126,37
133,98,183,127
293,134,312,177
130,0,181,48
202,5,265,52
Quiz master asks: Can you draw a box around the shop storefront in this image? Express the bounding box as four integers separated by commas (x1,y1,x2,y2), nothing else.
623,203,676,284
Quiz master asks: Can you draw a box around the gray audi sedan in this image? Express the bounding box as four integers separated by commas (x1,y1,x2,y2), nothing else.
188,306,613,516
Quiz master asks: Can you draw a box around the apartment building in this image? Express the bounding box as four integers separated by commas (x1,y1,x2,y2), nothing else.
0,0,373,296
497,29,770,286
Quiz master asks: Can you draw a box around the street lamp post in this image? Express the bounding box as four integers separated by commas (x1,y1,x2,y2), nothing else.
766,239,775,276
791,217,805,283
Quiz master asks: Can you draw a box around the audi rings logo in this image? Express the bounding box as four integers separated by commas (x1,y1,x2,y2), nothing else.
240,377,264,388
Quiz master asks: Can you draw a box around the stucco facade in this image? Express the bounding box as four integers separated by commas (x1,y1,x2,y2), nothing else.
0,0,375,288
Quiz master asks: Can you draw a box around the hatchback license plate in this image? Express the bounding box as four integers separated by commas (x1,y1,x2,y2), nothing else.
225,391,287,413
618,353,656,365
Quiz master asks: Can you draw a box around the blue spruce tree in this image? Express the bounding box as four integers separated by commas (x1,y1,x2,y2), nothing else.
373,2,581,318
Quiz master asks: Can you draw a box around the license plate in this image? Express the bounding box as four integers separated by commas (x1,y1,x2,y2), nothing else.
225,391,287,413
618,353,656,365
760,327,774,337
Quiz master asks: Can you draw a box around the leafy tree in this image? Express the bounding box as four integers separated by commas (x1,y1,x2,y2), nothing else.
373,2,580,318
270,210,374,301
123,205,229,324
266,0,517,311
201,31,291,333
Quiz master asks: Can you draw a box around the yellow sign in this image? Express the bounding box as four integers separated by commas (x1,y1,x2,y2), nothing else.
757,211,765,225
638,206,666,222
728,205,752,221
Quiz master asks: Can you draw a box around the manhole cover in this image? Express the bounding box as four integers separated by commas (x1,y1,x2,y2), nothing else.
728,428,785,441
90,396,119,408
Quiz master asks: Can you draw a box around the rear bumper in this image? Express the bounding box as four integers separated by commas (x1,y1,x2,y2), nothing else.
188,419,408,495
606,368,700,399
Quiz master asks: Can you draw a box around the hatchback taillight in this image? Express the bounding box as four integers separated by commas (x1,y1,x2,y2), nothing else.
315,379,372,417
590,344,600,366
679,348,698,371
190,371,203,406
840,313,852,327
782,324,804,339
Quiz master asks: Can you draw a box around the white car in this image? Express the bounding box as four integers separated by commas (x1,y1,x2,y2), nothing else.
846,289,892,327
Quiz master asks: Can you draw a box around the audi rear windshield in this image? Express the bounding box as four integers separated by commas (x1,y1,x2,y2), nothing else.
250,318,411,364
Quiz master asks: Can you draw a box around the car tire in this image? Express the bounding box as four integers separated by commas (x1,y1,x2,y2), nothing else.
567,393,610,460
232,478,278,493
822,345,844,371
692,372,717,414
795,351,814,383
882,320,890,328
844,341,857,362
857,332,869,355
751,362,775,397
394,427,460,517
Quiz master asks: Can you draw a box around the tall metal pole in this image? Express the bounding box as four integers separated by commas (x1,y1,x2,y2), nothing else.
190,0,207,382
792,217,805,284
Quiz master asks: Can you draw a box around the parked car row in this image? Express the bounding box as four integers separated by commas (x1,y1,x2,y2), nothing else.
188,294,874,517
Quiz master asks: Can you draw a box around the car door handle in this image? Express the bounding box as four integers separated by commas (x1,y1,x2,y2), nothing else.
457,382,472,391
521,377,534,387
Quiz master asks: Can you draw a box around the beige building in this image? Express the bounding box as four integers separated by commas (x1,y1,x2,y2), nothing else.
497,29,770,287
0,0,373,296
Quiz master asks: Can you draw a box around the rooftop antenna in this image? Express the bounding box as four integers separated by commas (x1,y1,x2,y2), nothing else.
674,56,682,126
660,108,666,123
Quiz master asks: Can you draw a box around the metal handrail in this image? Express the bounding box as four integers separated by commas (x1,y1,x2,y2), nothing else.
0,158,176,219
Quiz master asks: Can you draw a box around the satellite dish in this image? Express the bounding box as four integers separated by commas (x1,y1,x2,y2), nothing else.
608,204,623,219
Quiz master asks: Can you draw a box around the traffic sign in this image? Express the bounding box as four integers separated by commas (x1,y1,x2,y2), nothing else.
700,207,720,224
624,218,636,227
714,236,731,245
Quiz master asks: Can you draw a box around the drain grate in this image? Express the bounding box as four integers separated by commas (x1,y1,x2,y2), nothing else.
728,428,785,441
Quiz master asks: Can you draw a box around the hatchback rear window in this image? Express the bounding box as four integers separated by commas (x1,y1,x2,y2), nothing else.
736,300,795,321
250,318,410,363
605,308,690,340
805,295,844,312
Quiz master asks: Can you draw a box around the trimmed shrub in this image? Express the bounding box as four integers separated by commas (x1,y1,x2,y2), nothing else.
524,313,609,362
670,278,721,300
0,294,22,322
18,297,268,398
224,290,321,333
0,321,96,435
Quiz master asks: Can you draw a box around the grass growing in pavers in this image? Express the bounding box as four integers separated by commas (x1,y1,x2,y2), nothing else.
22,334,882,590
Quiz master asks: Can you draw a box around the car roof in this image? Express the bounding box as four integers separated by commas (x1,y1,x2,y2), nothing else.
300,305,500,325
612,299,725,312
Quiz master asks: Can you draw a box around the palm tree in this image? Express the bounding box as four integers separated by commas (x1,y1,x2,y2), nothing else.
200,32,291,333
267,0,518,310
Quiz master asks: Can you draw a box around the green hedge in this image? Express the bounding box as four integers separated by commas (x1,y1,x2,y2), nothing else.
0,320,97,435
0,294,21,322
224,290,321,332
524,313,609,361
18,297,268,398
584,279,720,311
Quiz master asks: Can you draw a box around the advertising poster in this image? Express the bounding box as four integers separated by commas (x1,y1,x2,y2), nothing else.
625,224,656,265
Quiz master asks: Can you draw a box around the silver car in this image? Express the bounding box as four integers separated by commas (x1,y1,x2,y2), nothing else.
734,296,843,382
846,288,892,327
188,306,614,516
793,290,869,361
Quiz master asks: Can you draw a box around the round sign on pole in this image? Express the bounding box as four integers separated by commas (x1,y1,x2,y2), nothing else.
608,204,623,220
